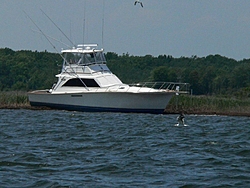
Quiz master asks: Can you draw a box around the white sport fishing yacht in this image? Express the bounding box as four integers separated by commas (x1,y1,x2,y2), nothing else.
28,44,188,114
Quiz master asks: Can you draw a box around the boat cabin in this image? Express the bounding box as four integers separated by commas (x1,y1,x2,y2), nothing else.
51,44,123,93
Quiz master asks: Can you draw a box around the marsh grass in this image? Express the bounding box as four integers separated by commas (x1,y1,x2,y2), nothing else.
0,91,30,108
166,95,250,116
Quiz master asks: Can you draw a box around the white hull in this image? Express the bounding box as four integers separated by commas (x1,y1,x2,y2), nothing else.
28,44,188,114
28,90,174,114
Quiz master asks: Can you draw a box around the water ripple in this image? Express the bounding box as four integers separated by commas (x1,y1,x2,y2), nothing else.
1,109,250,187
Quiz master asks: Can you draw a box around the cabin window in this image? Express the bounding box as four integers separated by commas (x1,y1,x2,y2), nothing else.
63,78,100,87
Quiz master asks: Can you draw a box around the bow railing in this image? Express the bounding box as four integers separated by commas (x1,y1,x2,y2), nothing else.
129,82,189,93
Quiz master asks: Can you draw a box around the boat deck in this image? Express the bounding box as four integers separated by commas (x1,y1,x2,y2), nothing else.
28,90,50,94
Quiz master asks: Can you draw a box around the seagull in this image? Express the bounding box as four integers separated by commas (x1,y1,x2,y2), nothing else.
134,0,143,7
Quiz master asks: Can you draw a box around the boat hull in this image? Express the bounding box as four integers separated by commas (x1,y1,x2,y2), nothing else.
28,90,174,114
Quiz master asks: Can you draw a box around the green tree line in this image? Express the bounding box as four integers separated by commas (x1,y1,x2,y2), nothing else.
106,52,250,98
0,48,249,98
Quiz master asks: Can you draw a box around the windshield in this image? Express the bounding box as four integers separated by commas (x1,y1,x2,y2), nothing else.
63,52,106,66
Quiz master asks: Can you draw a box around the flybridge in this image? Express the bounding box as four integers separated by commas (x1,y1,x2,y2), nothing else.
61,44,105,67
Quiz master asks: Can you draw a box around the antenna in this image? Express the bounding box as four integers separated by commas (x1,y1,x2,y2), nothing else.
83,0,86,45
40,9,76,47
70,20,72,44
101,0,105,48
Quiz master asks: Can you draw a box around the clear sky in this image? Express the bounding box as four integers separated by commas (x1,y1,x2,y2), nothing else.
1,0,250,60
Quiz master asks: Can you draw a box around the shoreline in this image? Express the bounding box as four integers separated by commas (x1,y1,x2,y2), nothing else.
165,110,250,117
1,104,249,117
1,92,249,117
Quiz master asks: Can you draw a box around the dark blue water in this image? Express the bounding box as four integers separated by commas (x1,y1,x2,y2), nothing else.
1,109,250,187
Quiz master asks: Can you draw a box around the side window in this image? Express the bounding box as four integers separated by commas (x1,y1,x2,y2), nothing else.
63,78,100,87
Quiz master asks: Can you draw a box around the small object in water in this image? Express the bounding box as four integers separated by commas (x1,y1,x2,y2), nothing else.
134,0,143,7
177,113,185,125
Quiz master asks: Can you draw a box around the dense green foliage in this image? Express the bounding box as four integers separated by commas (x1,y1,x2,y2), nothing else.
0,48,249,98
0,48,61,91
107,53,250,98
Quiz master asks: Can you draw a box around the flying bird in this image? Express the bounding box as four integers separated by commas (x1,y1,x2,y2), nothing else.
134,1,143,7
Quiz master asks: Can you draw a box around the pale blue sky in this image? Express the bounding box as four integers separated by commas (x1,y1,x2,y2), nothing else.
1,0,250,60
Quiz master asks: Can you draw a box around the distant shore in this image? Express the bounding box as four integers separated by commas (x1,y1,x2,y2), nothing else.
1,92,250,117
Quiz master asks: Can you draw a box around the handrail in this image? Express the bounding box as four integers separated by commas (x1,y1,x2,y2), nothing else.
92,82,189,93
129,82,189,92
